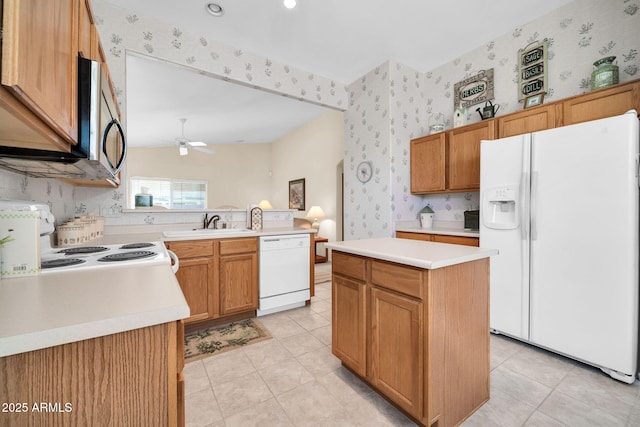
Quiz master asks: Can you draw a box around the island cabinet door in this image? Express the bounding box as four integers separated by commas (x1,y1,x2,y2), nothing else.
369,287,424,420
332,275,367,376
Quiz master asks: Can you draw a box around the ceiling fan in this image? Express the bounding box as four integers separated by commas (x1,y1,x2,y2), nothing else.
175,118,216,156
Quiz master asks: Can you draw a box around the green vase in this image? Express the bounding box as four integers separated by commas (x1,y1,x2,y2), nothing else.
591,56,619,91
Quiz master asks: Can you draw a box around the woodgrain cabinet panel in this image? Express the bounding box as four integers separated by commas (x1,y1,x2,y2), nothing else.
0,322,182,426
563,81,640,125
448,120,495,191
370,287,423,419
371,260,423,299
410,133,446,193
332,275,367,376
332,251,367,281
498,104,558,138
396,231,479,247
219,252,258,315
174,257,214,323
2,0,79,144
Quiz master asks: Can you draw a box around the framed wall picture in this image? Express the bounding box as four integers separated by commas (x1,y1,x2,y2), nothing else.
524,92,545,109
288,178,305,210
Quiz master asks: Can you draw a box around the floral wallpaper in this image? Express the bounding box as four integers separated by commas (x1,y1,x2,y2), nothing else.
344,0,639,239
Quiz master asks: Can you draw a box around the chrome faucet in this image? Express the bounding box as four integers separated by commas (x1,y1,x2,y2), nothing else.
203,213,221,229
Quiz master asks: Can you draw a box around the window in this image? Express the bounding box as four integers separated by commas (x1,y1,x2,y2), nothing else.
130,177,207,209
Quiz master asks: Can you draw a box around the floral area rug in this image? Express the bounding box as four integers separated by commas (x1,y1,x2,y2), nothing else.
184,318,271,362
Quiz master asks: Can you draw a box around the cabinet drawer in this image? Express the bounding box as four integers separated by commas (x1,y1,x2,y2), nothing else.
332,251,366,281
166,240,214,258
219,237,257,255
371,260,423,300
432,234,479,247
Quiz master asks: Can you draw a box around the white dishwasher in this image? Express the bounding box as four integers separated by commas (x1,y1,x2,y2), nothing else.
257,234,310,316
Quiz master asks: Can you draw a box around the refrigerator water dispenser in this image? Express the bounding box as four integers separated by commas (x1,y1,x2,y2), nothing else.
482,186,519,229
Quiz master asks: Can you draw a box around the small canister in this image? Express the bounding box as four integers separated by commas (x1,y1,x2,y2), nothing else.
419,205,434,229
591,56,619,91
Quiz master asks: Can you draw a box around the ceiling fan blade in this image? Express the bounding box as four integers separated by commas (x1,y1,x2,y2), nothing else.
188,141,207,147
192,146,216,155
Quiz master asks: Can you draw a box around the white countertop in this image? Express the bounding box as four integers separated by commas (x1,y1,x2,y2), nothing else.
0,263,189,357
0,226,315,358
326,238,497,269
395,226,479,238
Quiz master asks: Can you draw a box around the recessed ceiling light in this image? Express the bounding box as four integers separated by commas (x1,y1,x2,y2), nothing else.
205,3,224,17
283,0,296,9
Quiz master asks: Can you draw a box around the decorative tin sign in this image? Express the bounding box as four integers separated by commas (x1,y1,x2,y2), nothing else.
454,69,495,109
518,39,548,101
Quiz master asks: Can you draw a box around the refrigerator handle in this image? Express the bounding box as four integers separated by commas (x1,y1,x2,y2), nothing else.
636,154,640,188
530,171,538,241
520,172,528,241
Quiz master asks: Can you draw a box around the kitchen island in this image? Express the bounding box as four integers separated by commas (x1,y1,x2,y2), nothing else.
326,238,497,427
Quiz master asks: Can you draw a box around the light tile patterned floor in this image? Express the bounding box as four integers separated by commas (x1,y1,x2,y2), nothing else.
184,262,640,426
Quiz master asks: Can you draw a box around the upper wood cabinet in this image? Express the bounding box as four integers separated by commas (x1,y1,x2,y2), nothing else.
411,120,495,194
563,81,640,125
498,104,559,138
448,120,495,191
410,133,446,193
2,0,79,145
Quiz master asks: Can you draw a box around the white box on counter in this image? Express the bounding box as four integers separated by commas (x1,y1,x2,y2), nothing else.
0,210,40,278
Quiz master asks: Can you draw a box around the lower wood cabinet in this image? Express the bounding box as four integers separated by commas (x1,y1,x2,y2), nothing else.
167,237,258,324
369,286,423,419
332,251,490,426
396,230,479,247
0,321,185,426
332,274,367,376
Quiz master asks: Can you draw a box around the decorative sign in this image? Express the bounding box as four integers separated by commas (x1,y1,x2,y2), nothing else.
518,39,548,101
454,69,494,109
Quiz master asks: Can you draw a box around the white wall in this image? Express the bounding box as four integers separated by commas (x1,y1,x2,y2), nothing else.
271,110,344,242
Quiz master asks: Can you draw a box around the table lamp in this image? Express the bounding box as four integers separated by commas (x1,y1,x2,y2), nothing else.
305,206,327,231
258,200,273,209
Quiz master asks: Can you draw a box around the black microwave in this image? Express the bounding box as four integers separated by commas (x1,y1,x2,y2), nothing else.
0,56,126,184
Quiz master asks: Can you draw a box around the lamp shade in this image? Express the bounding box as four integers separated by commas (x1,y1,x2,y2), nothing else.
258,200,273,209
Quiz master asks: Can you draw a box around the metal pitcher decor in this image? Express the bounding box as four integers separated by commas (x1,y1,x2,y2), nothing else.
476,101,500,120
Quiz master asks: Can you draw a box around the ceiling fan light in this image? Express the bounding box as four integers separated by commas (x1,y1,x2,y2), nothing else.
283,0,296,9
179,144,188,156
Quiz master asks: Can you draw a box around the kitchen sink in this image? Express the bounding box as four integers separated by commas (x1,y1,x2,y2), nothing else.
162,228,254,238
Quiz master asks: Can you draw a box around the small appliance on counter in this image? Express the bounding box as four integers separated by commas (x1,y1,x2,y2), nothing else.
464,210,480,230
419,205,434,229
0,199,54,278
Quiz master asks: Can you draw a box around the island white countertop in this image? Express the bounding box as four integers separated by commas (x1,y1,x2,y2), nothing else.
326,238,497,270
0,263,189,357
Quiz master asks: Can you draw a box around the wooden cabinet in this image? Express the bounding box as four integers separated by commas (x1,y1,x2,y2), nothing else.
0,321,184,426
331,251,490,426
410,79,640,194
219,238,258,316
166,240,215,324
2,0,79,145
396,230,479,247
448,120,495,191
410,133,446,193
563,80,640,125
498,104,559,138
410,121,494,194
166,237,258,325
331,256,367,376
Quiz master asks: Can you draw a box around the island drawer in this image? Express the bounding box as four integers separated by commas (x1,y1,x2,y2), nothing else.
166,240,214,258
219,237,258,255
371,260,423,300
332,251,366,281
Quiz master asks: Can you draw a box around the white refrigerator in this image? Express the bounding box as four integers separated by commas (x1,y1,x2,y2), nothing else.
480,111,640,383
